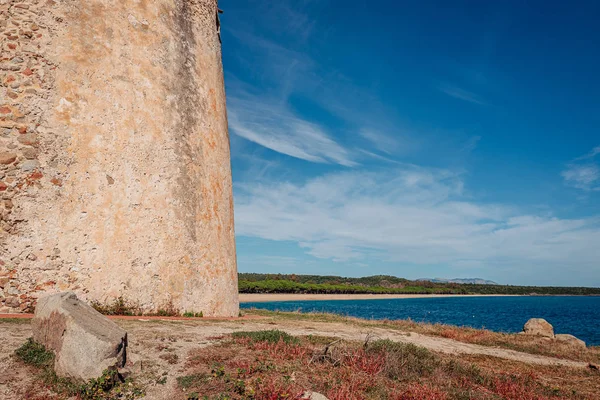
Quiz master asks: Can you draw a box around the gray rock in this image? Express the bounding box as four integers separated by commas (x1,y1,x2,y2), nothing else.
32,292,128,381
20,160,40,172
522,318,554,338
555,334,586,348
4,297,20,307
301,392,330,400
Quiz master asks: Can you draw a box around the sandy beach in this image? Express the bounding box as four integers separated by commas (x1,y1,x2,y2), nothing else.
239,293,515,303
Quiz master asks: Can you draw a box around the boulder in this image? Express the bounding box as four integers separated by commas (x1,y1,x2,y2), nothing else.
555,334,586,348
32,292,127,381
522,318,554,338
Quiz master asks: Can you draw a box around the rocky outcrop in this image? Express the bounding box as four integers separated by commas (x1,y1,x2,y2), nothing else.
32,292,127,381
522,319,586,348
555,334,586,348
522,318,554,338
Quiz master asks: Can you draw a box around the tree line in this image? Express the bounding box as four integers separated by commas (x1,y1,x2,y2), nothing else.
238,273,600,296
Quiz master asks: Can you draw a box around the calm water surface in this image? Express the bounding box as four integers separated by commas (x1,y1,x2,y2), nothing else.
241,296,600,346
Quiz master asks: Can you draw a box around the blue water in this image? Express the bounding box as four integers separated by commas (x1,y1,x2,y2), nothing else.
241,296,600,346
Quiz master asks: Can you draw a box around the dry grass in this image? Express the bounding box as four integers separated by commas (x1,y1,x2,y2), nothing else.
244,309,600,364
175,330,598,400
460,354,600,400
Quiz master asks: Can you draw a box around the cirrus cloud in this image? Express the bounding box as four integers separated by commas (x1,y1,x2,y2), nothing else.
235,166,600,273
562,145,600,191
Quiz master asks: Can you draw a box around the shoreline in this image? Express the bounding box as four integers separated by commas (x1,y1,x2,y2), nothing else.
239,293,521,303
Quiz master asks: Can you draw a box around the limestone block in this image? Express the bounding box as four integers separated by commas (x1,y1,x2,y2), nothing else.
522,318,554,338
32,292,127,381
555,334,586,348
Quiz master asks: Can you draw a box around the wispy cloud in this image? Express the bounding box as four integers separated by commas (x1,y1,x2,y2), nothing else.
359,129,402,155
438,83,486,105
235,167,600,276
575,146,600,161
562,145,600,191
224,7,419,164
228,93,356,167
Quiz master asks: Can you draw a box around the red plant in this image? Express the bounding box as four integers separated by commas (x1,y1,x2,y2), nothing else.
491,375,550,400
391,383,449,400
252,375,303,400
343,348,386,375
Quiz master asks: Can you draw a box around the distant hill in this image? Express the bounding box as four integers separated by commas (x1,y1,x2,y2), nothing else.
418,278,499,285
238,273,600,296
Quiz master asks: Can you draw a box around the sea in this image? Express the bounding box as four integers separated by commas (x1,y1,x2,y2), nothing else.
240,296,600,346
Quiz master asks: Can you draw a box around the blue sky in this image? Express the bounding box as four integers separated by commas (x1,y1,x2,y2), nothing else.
220,0,600,286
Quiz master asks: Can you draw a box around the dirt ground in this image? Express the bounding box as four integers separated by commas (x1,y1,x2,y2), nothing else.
0,314,595,399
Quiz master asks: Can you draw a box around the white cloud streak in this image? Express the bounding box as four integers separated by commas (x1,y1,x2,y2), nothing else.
562,145,600,191
439,83,486,105
235,167,600,272
228,94,356,167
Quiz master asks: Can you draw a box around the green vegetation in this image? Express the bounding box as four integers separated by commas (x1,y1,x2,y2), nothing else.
91,297,181,317
78,368,144,400
15,338,55,367
239,273,600,295
15,338,144,399
183,311,204,318
231,329,299,344
175,330,596,399
243,308,600,364
91,296,141,316
177,373,210,389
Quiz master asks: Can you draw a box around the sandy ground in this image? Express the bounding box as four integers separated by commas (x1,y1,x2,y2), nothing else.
239,293,518,303
0,314,588,400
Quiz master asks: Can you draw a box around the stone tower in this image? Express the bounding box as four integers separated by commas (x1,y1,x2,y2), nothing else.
0,0,239,316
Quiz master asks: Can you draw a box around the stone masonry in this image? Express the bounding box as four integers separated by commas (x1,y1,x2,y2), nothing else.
0,0,239,316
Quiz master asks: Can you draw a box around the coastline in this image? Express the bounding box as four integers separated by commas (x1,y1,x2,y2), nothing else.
239,293,520,303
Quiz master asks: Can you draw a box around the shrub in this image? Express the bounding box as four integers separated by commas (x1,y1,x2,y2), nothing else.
183,311,203,318
91,297,139,316
231,330,299,344
367,339,440,380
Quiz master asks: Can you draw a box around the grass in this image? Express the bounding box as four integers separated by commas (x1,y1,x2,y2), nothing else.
90,296,205,318
183,311,203,318
231,329,299,344
175,330,596,400
0,317,32,324
90,297,141,316
176,373,210,389
243,308,600,364
15,338,55,368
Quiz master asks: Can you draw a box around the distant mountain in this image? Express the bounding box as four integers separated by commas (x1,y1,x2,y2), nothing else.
418,278,499,285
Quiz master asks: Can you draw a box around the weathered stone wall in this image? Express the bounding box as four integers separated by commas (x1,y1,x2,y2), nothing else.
0,0,239,316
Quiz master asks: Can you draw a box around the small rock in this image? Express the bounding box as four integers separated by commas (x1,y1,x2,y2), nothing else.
21,160,40,171
17,132,38,146
523,318,554,338
0,152,17,165
32,292,128,381
4,297,20,307
22,147,38,159
555,334,586,348
301,392,330,400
